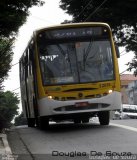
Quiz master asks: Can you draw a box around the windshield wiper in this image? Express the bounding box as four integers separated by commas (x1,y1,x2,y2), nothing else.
56,44,65,56
56,44,73,74
83,40,94,70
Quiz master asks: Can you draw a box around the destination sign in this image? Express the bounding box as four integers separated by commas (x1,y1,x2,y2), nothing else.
38,27,108,40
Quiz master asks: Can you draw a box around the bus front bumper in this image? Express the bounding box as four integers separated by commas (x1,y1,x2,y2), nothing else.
38,91,121,117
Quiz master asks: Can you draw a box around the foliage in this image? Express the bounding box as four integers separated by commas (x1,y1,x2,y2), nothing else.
0,0,44,90
0,38,14,90
14,112,27,126
60,0,137,74
0,0,44,37
0,91,19,132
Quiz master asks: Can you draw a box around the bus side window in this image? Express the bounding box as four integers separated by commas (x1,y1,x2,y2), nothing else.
24,51,29,79
28,48,33,76
19,59,22,81
28,41,35,76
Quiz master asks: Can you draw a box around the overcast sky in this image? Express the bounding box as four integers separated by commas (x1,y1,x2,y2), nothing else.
3,0,134,111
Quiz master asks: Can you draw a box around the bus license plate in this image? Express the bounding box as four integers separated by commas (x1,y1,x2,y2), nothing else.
75,102,89,107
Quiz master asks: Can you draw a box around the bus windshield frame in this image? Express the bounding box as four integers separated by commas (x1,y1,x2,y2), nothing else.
37,26,115,86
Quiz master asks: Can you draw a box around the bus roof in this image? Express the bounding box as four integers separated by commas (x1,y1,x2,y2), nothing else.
34,22,111,34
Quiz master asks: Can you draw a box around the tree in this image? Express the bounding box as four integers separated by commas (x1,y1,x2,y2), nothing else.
60,0,137,74
0,38,14,90
0,0,44,90
0,91,19,132
0,0,44,37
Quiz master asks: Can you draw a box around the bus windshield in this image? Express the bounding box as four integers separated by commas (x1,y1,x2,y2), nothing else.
37,28,114,85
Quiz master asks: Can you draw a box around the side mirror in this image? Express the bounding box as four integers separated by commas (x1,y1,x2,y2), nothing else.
115,45,120,58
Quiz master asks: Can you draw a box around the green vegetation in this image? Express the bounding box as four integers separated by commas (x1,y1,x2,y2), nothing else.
0,91,19,132
0,38,14,90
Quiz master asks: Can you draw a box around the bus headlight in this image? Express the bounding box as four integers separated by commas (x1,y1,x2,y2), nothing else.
48,96,53,99
108,90,113,94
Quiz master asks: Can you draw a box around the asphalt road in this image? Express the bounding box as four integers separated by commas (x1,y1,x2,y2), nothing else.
7,119,137,160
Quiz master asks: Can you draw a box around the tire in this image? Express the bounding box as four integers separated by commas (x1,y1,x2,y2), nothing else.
82,118,89,123
27,118,35,127
38,117,49,129
74,119,81,124
98,111,110,125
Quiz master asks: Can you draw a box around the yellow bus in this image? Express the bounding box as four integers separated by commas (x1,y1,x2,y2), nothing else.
19,22,121,128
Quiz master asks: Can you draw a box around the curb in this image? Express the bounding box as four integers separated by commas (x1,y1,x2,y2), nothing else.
0,133,14,159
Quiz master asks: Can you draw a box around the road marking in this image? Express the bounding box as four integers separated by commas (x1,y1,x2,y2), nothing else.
110,123,137,132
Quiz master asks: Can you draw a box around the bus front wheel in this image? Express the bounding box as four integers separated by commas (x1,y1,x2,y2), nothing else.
98,111,110,125
81,118,89,123
74,119,81,124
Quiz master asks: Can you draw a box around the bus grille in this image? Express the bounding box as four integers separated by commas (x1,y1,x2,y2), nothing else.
54,103,109,112
54,93,108,101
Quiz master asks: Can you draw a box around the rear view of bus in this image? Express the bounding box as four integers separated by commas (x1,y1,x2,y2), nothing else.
20,22,121,128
